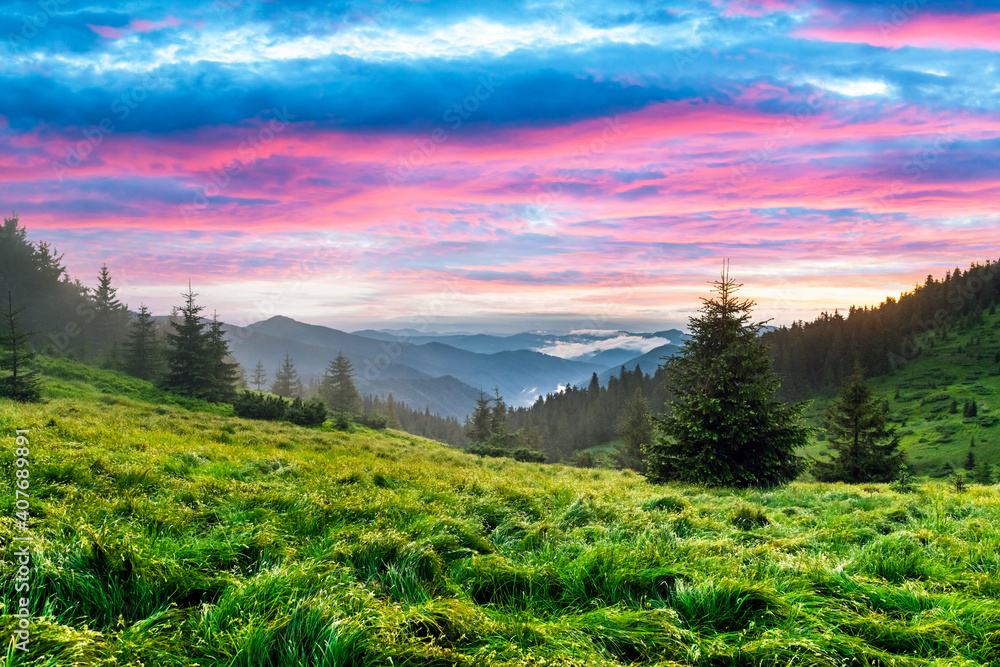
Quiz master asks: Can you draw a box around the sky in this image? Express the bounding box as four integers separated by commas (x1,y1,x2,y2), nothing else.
2,0,999,333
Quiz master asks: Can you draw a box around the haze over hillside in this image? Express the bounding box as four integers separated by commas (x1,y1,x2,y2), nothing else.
222,317,687,418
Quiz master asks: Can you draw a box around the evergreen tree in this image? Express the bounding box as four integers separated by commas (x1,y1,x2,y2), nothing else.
162,285,214,398
812,368,908,483
588,372,600,394
91,263,130,363
123,304,162,381
236,364,249,390
251,361,268,391
204,312,239,403
0,291,42,402
973,459,995,485
489,386,510,445
271,353,300,398
0,213,91,358
320,351,362,413
465,391,493,443
613,388,651,473
964,448,976,471
646,263,808,488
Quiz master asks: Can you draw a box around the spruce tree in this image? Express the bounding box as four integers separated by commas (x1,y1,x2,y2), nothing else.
251,361,268,391
319,351,362,413
465,391,493,443
123,304,163,381
812,368,908,483
0,291,42,402
489,386,510,446
204,312,239,403
973,459,995,485
613,387,651,473
271,353,300,398
964,448,976,471
92,264,130,364
162,285,214,398
646,263,808,487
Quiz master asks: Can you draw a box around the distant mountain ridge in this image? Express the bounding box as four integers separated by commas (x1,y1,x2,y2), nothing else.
222,317,687,419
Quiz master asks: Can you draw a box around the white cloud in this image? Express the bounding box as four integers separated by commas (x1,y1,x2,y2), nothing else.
808,78,889,97
535,334,670,359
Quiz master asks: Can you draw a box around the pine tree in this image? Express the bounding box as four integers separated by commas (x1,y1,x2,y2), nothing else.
162,285,214,398
465,391,493,443
123,304,163,381
646,263,808,488
319,351,362,413
0,291,42,402
204,312,239,403
812,368,908,483
251,361,268,391
613,388,651,473
271,353,300,398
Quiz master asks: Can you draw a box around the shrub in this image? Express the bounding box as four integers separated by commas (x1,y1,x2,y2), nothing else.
285,397,327,427
233,391,287,421
329,411,353,431
511,447,546,463
355,412,389,429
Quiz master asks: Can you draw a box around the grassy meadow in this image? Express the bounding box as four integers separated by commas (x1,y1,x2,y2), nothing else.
800,308,1000,478
2,359,1000,666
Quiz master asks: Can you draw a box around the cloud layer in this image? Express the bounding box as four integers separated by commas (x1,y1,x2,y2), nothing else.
3,0,999,328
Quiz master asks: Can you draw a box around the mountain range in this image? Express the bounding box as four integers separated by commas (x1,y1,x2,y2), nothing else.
222,317,685,418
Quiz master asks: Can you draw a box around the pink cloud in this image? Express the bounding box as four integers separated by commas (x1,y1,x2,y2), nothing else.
86,16,181,39
86,24,123,39
793,12,1000,51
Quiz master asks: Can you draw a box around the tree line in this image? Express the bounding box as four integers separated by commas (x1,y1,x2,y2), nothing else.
766,260,1000,399
0,213,464,435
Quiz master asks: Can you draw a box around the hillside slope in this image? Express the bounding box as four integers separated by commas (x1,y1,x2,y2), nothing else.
1,361,999,665
806,307,1000,476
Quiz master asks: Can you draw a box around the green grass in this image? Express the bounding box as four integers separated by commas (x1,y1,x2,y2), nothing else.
803,308,1000,477
1,358,1000,665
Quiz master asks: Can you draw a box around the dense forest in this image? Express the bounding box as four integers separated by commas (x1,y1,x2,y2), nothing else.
765,262,1000,399
507,366,671,461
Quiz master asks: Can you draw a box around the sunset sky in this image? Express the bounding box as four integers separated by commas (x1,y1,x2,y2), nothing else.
2,0,999,332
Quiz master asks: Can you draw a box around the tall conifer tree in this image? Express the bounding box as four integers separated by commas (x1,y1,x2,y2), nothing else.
646,263,808,487
271,353,300,398
162,285,212,398
0,291,41,402
813,368,908,483
320,352,362,413
123,304,163,380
